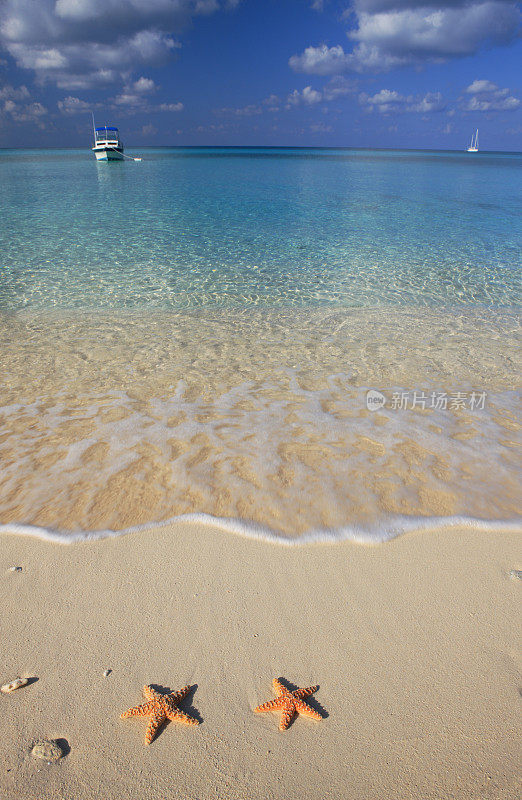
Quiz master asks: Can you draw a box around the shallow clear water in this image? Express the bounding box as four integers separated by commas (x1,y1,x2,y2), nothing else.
0,148,520,540
1,147,521,311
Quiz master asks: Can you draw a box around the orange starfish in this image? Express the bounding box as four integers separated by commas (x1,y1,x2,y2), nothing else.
121,684,199,744
254,678,322,730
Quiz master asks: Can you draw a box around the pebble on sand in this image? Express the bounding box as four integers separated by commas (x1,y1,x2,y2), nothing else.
8,566,22,572
1,677,29,694
31,740,64,762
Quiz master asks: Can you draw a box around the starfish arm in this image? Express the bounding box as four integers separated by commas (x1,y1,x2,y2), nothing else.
144,712,166,745
168,685,191,702
143,685,159,701
294,699,322,720
273,678,292,696
166,709,199,726
121,701,156,718
254,698,284,713
279,702,295,731
294,685,319,699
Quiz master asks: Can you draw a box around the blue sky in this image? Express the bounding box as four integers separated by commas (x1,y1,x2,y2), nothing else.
0,0,521,149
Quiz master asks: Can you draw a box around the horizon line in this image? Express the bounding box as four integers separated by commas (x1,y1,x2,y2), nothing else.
1,144,521,155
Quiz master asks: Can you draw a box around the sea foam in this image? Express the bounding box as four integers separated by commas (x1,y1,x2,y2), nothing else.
0,513,521,547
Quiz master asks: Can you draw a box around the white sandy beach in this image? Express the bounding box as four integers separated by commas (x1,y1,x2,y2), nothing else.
1,520,520,799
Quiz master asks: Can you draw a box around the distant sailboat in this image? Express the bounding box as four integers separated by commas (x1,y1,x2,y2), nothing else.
467,129,479,152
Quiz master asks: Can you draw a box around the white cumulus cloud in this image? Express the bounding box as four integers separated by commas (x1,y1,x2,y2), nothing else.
466,79,504,94
0,84,30,101
111,76,158,107
57,95,92,113
133,77,157,94
289,45,353,76
0,0,236,88
290,1,521,74
359,87,446,112
461,79,520,110
1,92,48,127
287,86,323,106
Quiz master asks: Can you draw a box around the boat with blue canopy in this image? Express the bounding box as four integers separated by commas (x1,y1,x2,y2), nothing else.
92,125,124,161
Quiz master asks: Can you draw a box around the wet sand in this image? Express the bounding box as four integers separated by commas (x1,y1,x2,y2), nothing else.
1,521,520,800
1,306,520,535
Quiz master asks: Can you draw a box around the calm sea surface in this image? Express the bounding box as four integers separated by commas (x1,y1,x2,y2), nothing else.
0,147,520,541
1,147,521,311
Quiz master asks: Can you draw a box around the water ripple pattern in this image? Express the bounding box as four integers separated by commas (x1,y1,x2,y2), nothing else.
0,147,520,538
1,147,521,312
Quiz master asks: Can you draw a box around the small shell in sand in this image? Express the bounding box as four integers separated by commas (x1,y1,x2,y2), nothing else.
1,677,29,694
31,740,63,762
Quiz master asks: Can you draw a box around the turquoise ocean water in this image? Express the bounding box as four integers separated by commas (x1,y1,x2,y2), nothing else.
1,147,521,311
0,147,520,541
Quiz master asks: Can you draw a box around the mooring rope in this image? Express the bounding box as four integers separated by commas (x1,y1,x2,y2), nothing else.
106,145,142,162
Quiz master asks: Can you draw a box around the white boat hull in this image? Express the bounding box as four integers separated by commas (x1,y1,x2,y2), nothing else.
93,147,124,161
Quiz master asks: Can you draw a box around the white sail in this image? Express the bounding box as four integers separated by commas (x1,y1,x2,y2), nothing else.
467,129,479,152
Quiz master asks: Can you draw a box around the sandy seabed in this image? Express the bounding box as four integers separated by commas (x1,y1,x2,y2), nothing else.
0,520,520,800
1,306,521,535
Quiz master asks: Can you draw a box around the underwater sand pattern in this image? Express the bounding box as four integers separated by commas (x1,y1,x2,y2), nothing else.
0,307,520,536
